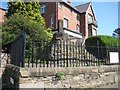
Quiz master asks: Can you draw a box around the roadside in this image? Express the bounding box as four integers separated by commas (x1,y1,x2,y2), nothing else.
19,82,119,89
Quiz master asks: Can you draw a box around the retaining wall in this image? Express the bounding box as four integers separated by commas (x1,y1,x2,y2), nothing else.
20,65,119,88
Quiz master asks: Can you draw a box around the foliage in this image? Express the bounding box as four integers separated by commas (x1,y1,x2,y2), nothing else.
85,35,119,48
7,0,52,41
85,35,119,59
55,71,64,80
7,0,45,27
2,14,48,51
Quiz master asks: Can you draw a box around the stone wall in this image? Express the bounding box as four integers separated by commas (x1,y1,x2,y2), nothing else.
20,65,119,88
2,64,20,89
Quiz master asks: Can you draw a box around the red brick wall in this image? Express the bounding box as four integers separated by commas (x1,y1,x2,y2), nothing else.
86,5,97,37
80,5,97,38
0,9,6,23
80,13,86,36
58,3,80,32
41,2,57,29
41,2,97,38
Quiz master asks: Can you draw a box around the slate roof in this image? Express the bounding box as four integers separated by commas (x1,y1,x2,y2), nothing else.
75,2,91,13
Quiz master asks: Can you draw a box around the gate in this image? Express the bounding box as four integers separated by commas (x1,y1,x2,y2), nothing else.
2,32,26,90
10,31,26,67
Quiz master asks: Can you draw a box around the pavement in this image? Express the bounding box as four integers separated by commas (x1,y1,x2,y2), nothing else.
19,82,44,89
0,82,119,90
19,82,119,89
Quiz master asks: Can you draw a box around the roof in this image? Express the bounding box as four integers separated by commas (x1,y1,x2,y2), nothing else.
75,2,91,13
60,0,81,14
0,7,6,11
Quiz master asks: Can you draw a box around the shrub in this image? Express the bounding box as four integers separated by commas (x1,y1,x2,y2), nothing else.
85,35,119,59
2,14,49,52
85,35,119,48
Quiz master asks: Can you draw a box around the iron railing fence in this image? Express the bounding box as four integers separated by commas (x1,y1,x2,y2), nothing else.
25,40,119,67
8,31,119,67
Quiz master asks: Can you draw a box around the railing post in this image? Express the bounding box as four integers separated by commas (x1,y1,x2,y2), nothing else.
21,32,26,67
97,40,100,66
53,42,56,67
57,41,59,67
66,40,68,67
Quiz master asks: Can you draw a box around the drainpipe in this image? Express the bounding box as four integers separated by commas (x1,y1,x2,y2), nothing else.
56,2,58,30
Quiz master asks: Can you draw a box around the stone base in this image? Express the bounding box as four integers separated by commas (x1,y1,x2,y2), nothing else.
19,65,119,88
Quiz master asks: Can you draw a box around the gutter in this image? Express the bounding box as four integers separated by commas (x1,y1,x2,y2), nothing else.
0,7,6,11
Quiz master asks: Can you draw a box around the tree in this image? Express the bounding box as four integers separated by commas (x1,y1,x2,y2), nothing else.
7,0,52,40
2,14,48,52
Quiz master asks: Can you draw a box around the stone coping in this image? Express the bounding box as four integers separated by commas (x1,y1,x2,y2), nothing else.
20,65,119,77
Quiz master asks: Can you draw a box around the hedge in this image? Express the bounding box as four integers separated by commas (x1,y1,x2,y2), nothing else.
85,35,119,59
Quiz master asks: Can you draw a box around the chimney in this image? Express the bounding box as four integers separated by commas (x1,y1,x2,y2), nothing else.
67,0,71,4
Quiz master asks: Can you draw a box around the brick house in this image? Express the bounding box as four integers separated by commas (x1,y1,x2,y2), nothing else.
0,7,6,24
40,1,98,42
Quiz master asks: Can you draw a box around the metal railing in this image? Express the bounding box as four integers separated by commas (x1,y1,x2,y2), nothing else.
25,40,119,67
8,32,119,67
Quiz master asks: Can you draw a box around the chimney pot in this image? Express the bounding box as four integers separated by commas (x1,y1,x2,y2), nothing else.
67,0,71,4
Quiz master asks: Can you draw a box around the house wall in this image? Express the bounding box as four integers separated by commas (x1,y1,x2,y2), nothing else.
0,8,6,23
88,24,97,36
86,5,97,37
57,3,80,32
87,5,95,21
79,4,98,38
41,2,57,29
41,2,97,39
85,12,89,38
80,13,86,37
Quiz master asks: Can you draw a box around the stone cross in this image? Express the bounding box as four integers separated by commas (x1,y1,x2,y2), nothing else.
53,20,67,41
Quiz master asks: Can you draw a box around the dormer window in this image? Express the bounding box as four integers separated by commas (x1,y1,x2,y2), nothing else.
41,4,46,14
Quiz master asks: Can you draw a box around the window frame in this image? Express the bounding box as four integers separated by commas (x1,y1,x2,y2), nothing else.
41,4,46,14
50,16,54,28
76,24,80,33
88,13,93,23
92,28,97,36
63,18,68,28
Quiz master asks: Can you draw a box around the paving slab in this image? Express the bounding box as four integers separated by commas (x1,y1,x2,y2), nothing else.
20,82,44,89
